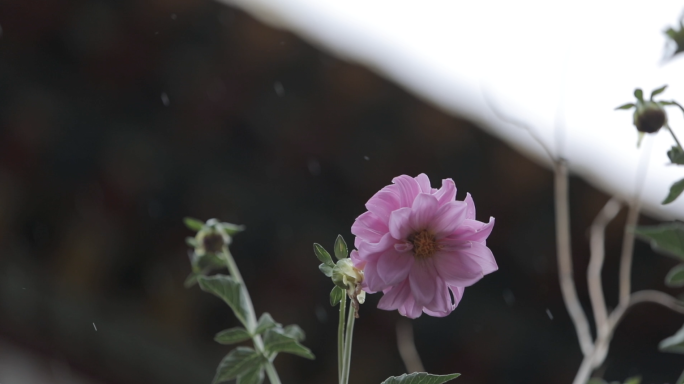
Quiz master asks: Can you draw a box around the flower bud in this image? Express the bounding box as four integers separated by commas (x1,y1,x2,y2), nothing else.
194,223,231,256
633,101,667,133
332,258,364,290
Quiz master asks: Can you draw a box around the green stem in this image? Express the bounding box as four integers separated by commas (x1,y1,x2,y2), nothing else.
338,297,347,383
222,247,282,384
340,301,356,384
666,123,684,150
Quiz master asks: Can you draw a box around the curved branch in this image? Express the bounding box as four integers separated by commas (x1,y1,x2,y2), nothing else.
396,319,424,373
588,198,621,339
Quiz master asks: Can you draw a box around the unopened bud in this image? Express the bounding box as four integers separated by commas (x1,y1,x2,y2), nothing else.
634,101,667,133
332,258,364,290
194,225,231,256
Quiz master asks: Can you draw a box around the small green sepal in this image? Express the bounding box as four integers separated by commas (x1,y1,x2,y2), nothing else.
313,243,335,266
334,235,348,259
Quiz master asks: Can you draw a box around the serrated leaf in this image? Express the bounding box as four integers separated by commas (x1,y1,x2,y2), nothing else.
615,103,635,110
184,217,205,231
263,328,314,359
314,243,334,266
330,286,345,306
255,313,279,335
213,347,264,383
623,376,641,384
668,146,684,165
237,365,264,384
215,327,251,344
666,264,684,287
282,324,306,342
319,263,333,277
381,372,461,384
651,85,668,99
663,178,684,204
634,223,684,261
334,235,348,259
659,323,684,354
634,89,644,102
184,273,200,288
198,275,250,327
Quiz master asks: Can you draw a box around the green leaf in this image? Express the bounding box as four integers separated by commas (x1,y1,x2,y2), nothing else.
198,275,250,327
282,324,306,342
587,379,607,384
381,372,461,384
651,85,668,99
587,380,607,384
634,88,644,102
186,236,199,248
213,347,264,384
663,178,684,204
319,263,333,277
254,313,279,335
184,273,200,288
660,100,678,106
666,264,684,287
677,368,684,384
313,243,334,266
634,223,684,261
215,327,251,344
615,103,635,110
263,328,314,359
330,286,345,306
219,222,245,235
334,235,348,259
668,146,684,165
623,376,641,384
659,323,684,354
237,365,264,384
184,217,205,231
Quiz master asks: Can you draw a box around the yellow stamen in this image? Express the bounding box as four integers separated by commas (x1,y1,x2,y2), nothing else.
408,230,438,259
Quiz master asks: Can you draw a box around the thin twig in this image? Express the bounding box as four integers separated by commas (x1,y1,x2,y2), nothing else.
555,160,594,357
481,86,555,161
618,202,640,308
588,198,622,340
396,319,425,373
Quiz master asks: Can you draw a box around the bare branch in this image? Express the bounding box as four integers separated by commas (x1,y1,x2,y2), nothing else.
618,202,640,308
396,319,424,373
555,160,594,357
588,198,622,339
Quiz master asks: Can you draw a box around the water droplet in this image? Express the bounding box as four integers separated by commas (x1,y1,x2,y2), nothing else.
363,156,369,161
171,14,177,20
546,309,553,320
161,93,169,106
274,82,284,96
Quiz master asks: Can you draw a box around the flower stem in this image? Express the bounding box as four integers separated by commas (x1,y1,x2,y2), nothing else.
337,296,347,383
666,124,684,151
222,247,282,384
340,298,356,384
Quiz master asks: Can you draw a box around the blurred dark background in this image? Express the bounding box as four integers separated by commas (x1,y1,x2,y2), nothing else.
0,0,682,383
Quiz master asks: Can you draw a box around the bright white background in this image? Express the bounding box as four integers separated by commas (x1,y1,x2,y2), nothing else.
219,0,684,219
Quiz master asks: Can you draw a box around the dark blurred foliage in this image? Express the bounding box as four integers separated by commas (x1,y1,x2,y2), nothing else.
0,0,682,383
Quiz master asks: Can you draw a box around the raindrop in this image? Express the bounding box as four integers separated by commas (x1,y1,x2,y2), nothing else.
363,156,369,161
274,82,284,96
154,31,159,35
161,93,169,106
307,158,321,176
171,14,177,20
546,309,553,320
502,288,515,306
315,306,327,323
93,323,98,331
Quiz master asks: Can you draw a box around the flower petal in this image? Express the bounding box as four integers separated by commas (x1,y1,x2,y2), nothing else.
378,280,412,311
408,260,437,307
365,187,401,222
377,249,414,286
391,175,422,208
463,192,476,220
424,285,464,317
389,207,413,240
422,276,452,317
433,242,497,287
443,217,495,244
433,178,456,206
398,295,423,319
357,232,396,259
362,259,386,293
350,250,366,269
429,201,468,238
409,193,439,230
414,173,432,193
352,211,388,244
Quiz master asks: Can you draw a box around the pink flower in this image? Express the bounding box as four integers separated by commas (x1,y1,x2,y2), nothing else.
350,174,497,318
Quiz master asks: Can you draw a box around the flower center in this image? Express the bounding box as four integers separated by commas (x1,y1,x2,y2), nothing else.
407,229,438,259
